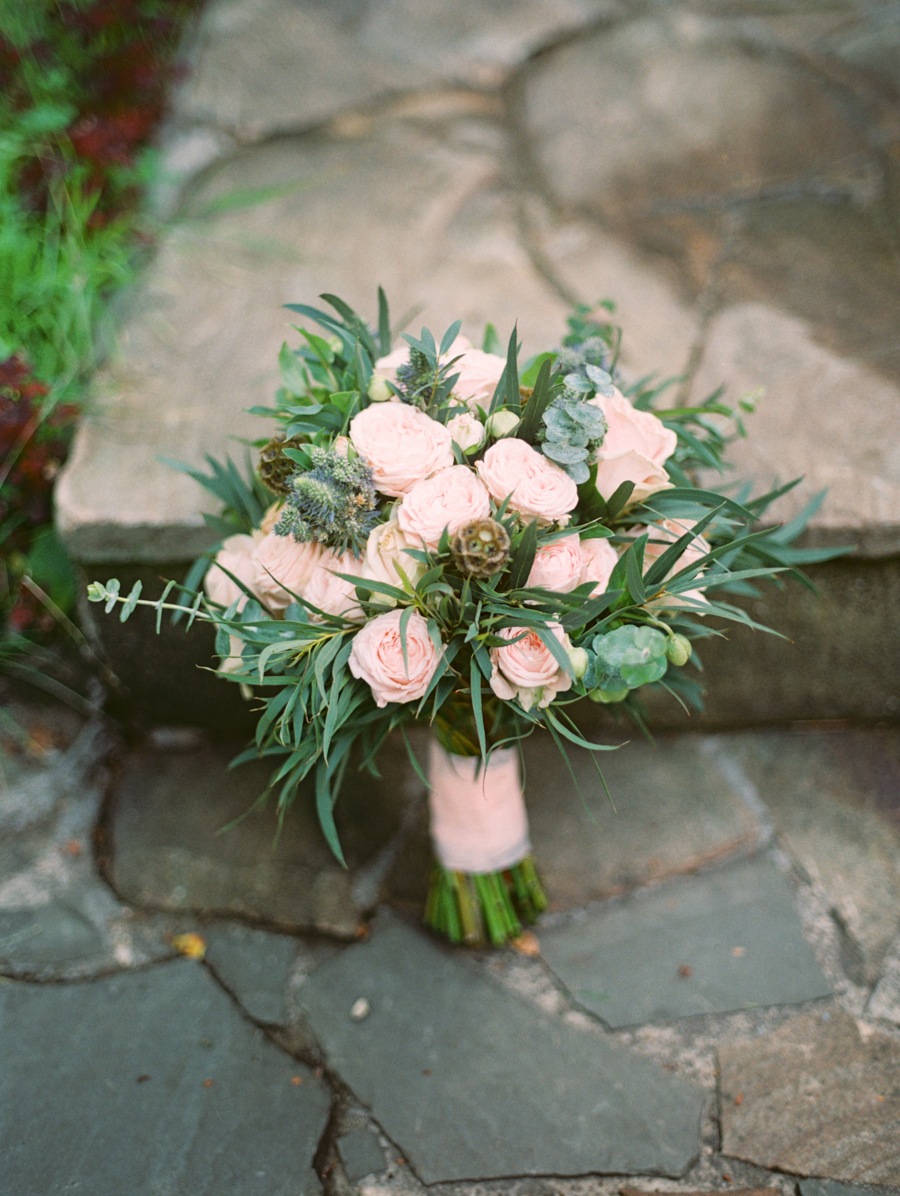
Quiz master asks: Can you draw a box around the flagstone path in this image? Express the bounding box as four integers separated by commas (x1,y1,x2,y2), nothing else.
2,702,900,1193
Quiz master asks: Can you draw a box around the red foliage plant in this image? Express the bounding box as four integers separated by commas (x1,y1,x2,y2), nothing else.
3,0,204,219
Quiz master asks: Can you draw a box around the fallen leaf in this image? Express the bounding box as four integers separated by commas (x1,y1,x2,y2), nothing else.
203,1079,213,1088
511,931,540,957
62,840,83,857
171,933,206,959
677,964,692,978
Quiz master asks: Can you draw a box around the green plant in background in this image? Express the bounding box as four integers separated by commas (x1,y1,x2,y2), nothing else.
0,0,203,653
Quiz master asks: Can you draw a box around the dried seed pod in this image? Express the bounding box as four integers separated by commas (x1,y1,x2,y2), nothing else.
450,518,511,579
258,434,304,495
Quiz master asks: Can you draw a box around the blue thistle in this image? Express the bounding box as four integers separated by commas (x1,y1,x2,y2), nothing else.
395,348,438,405
275,447,379,557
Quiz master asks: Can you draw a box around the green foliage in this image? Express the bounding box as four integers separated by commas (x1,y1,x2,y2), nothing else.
1,0,203,646
583,625,669,693
536,392,607,483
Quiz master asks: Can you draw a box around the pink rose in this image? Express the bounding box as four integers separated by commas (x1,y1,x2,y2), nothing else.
638,518,711,610
446,411,485,453
362,518,425,604
397,465,491,551
476,439,577,522
489,623,573,711
589,391,677,507
445,339,507,412
580,536,618,596
373,336,506,414
205,533,263,609
349,404,453,497
527,534,584,593
349,608,441,707
260,502,283,535
370,344,410,388
304,549,367,621
253,531,324,613
590,390,677,465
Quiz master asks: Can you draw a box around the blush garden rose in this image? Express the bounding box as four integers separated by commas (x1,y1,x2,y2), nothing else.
348,607,440,707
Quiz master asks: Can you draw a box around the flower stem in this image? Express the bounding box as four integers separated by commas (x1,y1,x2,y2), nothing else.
424,857,547,947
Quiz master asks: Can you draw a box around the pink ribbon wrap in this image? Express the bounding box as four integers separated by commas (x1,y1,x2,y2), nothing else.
427,741,531,872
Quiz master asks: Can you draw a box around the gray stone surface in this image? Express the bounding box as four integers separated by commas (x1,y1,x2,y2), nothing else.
0,719,172,979
176,0,425,143
520,15,869,219
297,915,705,1183
519,195,700,383
690,303,900,542
109,740,405,938
388,732,761,911
338,1125,387,1183
353,0,615,86
203,921,300,1024
721,728,900,983
0,960,331,1195
518,13,900,545
55,0,900,728
867,933,900,1026
538,855,831,1028
719,1009,900,1185
801,1182,900,1196
527,733,762,907
58,115,568,563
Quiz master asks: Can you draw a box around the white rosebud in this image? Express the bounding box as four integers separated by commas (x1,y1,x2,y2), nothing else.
446,411,486,453
567,646,589,679
485,408,521,439
367,375,394,403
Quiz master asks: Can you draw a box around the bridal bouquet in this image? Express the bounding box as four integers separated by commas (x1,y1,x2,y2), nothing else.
89,291,830,945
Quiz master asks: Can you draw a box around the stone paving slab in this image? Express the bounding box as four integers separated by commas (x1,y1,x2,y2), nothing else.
0,719,173,979
176,0,428,143
202,921,300,1025
868,933,900,1026
296,914,705,1183
516,12,900,539
338,1125,389,1184
109,739,406,938
719,1008,900,1186
718,728,900,983
801,1182,900,1196
538,855,831,1028
690,302,900,545
0,960,331,1196
388,731,761,911
519,14,869,220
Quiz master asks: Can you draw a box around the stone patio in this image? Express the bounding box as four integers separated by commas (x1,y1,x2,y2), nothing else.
2,701,900,1192
7,1,900,1192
